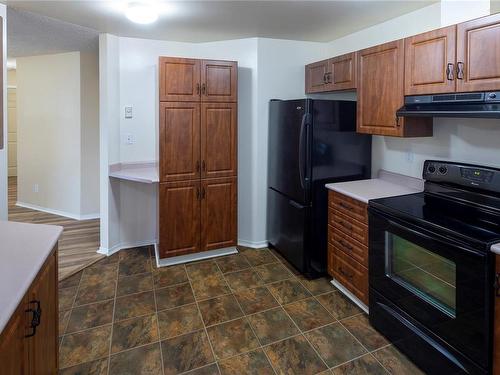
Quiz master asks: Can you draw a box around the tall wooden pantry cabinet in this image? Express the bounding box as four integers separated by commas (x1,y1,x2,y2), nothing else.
158,57,238,259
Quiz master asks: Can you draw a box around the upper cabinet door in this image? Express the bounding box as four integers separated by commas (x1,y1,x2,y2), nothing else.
159,57,201,102
201,60,237,102
305,59,330,93
404,26,457,95
329,52,357,91
457,13,500,92
201,103,237,179
357,40,406,136
160,102,201,182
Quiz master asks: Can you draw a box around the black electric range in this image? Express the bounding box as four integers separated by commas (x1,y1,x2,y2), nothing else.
368,160,500,375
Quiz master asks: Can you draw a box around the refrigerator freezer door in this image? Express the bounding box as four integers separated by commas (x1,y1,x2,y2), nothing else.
267,188,310,273
268,99,311,205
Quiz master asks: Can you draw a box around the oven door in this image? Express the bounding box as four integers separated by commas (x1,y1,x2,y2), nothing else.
369,208,492,370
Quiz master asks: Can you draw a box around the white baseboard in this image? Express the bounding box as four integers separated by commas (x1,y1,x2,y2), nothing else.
237,239,269,249
16,201,100,221
331,279,369,314
155,246,238,267
98,239,157,256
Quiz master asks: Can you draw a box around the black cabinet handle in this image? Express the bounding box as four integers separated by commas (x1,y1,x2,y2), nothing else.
457,62,464,80
446,63,454,80
336,220,352,231
323,73,328,84
196,83,200,95
196,188,200,201
25,300,42,338
338,202,353,210
202,160,206,172
196,160,200,173
201,187,206,200
339,239,353,250
201,83,206,95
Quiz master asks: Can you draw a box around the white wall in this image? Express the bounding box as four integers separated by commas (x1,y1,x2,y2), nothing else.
493,0,500,13
16,51,100,219
0,4,7,220
17,52,83,216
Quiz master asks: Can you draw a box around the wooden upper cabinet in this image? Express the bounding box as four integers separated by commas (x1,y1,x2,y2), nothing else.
201,177,237,251
159,181,201,258
404,26,457,95
329,52,357,91
159,102,201,182
357,40,432,137
201,103,237,179
201,60,237,102
457,13,500,92
305,59,330,93
27,253,57,375
159,57,201,102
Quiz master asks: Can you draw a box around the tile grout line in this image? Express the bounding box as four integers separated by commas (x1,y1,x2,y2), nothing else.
185,263,223,375
105,257,120,375
216,258,279,375
151,248,166,375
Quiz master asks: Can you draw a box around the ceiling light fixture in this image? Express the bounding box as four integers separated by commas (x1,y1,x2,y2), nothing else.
125,2,159,24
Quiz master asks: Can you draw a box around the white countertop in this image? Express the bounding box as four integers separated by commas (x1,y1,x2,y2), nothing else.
325,170,424,203
0,221,63,333
109,162,159,184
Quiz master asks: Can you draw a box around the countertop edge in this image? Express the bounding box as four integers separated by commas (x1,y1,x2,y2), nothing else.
491,243,500,255
108,162,159,184
0,223,63,334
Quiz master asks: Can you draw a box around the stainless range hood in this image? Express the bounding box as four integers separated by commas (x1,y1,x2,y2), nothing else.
396,91,500,119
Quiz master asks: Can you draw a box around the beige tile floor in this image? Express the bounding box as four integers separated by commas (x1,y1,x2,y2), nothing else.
57,246,424,375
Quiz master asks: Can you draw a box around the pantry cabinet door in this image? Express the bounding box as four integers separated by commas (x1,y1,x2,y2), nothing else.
405,26,457,95
457,13,500,92
159,57,201,102
201,103,237,179
201,60,237,102
159,102,201,182
201,177,237,251
159,181,201,258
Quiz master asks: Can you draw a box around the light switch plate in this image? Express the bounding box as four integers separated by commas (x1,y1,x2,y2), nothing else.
125,106,133,119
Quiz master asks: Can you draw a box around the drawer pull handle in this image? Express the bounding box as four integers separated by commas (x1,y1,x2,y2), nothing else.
338,202,353,210
339,239,353,250
339,266,354,279
25,300,42,338
336,220,352,231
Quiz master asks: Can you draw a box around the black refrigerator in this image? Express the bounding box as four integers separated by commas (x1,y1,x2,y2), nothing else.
267,99,371,278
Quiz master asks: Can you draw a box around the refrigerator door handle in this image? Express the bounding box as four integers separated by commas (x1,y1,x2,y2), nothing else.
298,113,310,189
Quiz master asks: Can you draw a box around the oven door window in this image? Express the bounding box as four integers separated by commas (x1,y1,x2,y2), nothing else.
386,233,456,317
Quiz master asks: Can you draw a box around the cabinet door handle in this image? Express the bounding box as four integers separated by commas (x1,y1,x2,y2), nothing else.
456,62,464,80
338,202,352,210
202,160,206,172
327,72,332,83
196,83,200,95
201,187,206,200
395,116,401,127
339,266,354,279
336,220,352,231
196,188,200,200
446,63,454,80
196,160,200,173
25,300,42,338
201,83,206,95
339,239,353,250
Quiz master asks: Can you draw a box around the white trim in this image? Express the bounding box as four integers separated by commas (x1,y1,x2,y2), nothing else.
331,279,369,314
155,246,238,267
15,201,100,221
7,85,16,89
237,239,268,249
97,239,157,256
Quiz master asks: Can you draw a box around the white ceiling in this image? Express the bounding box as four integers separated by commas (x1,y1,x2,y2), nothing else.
6,0,437,45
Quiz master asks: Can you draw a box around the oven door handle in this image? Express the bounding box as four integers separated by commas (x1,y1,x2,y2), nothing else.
374,209,485,257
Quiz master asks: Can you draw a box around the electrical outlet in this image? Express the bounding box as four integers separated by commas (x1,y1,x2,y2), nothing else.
125,106,133,119
33,184,39,193
125,133,135,145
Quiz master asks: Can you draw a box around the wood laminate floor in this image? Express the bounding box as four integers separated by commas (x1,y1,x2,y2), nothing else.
57,246,422,375
8,177,103,280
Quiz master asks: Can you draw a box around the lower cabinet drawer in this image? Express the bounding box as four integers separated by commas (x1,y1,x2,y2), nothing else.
330,244,368,305
329,208,368,246
328,225,368,267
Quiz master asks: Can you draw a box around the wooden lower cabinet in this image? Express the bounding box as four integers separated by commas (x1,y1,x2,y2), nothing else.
0,247,58,375
327,191,369,306
159,178,237,258
159,181,201,258
201,177,237,251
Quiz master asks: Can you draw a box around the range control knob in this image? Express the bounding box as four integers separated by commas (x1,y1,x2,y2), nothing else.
439,166,448,175
488,93,497,99
427,165,436,173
